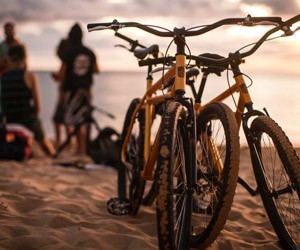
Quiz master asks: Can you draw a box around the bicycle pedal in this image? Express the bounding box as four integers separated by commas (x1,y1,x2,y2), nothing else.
107,197,131,216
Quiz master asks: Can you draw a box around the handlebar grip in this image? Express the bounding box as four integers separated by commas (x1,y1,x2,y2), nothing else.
248,16,282,23
87,22,112,29
87,19,122,31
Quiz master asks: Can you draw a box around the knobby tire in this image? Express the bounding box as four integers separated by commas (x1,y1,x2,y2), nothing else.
191,102,240,248
156,101,192,250
250,115,300,250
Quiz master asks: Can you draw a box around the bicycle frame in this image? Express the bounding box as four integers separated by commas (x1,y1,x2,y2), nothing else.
194,60,253,130
121,65,176,181
121,29,194,182
193,51,286,196
114,30,195,186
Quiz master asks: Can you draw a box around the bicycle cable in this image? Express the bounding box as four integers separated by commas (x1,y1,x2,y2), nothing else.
134,23,173,101
186,24,212,32
155,26,193,99
237,34,283,53
225,31,282,114
226,68,254,116
160,38,174,100
226,68,238,112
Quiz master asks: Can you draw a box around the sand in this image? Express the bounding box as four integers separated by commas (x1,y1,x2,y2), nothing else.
0,144,296,250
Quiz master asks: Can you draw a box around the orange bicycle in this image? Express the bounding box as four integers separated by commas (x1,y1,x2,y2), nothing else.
112,31,200,208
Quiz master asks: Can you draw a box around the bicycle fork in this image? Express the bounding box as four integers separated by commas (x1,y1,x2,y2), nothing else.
240,110,266,196
178,97,197,189
176,96,196,250
241,108,292,197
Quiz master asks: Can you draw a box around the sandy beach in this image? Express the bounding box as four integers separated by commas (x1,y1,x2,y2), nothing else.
0,144,297,250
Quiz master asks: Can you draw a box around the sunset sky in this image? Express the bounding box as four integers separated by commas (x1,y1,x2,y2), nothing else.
1,0,300,73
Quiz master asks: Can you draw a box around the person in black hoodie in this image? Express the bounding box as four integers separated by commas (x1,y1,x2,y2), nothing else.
59,23,100,155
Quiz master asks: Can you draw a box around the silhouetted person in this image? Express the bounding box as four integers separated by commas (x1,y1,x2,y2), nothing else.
60,23,99,155
1,45,56,157
0,22,25,76
52,26,76,147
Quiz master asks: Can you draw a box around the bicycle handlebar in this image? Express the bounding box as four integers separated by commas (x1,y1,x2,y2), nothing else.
88,14,300,66
201,14,300,66
87,15,286,37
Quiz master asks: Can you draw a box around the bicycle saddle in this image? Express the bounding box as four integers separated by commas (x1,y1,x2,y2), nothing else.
199,53,227,76
134,44,159,59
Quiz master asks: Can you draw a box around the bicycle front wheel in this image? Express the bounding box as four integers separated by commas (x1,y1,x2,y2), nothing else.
250,115,300,249
191,102,240,248
156,101,192,249
118,98,146,215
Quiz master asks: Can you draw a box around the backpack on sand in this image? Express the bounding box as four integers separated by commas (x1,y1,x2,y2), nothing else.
87,127,121,169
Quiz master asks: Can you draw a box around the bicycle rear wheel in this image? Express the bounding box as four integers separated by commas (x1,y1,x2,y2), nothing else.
191,102,240,248
250,115,300,249
118,98,146,215
156,101,192,249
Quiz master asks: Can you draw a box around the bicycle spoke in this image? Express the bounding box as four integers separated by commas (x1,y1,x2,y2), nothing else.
251,116,300,248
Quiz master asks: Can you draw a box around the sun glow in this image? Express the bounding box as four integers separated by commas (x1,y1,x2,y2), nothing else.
19,22,43,36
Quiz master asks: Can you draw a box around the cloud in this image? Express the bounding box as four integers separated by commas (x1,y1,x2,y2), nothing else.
0,0,95,23
240,0,300,15
0,0,298,26
0,0,241,24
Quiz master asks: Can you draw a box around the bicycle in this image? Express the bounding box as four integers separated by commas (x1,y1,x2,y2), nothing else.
181,15,300,249
88,14,300,249
112,31,200,207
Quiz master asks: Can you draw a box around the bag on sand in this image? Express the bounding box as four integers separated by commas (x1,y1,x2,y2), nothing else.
0,124,33,161
87,127,121,169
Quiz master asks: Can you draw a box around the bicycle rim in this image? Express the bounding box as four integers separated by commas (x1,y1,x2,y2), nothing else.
191,102,240,248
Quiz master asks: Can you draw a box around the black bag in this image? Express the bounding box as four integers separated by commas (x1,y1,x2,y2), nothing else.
0,116,32,161
87,127,121,169
0,137,28,161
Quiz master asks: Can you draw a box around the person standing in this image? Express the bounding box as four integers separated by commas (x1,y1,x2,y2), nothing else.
52,26,76,147
61,23,99,155
1,45,56,157
0,22,25,76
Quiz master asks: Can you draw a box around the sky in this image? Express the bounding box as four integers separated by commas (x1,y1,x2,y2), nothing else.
0,0,300,73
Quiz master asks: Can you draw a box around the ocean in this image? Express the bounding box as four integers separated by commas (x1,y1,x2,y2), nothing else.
36,71,300,147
